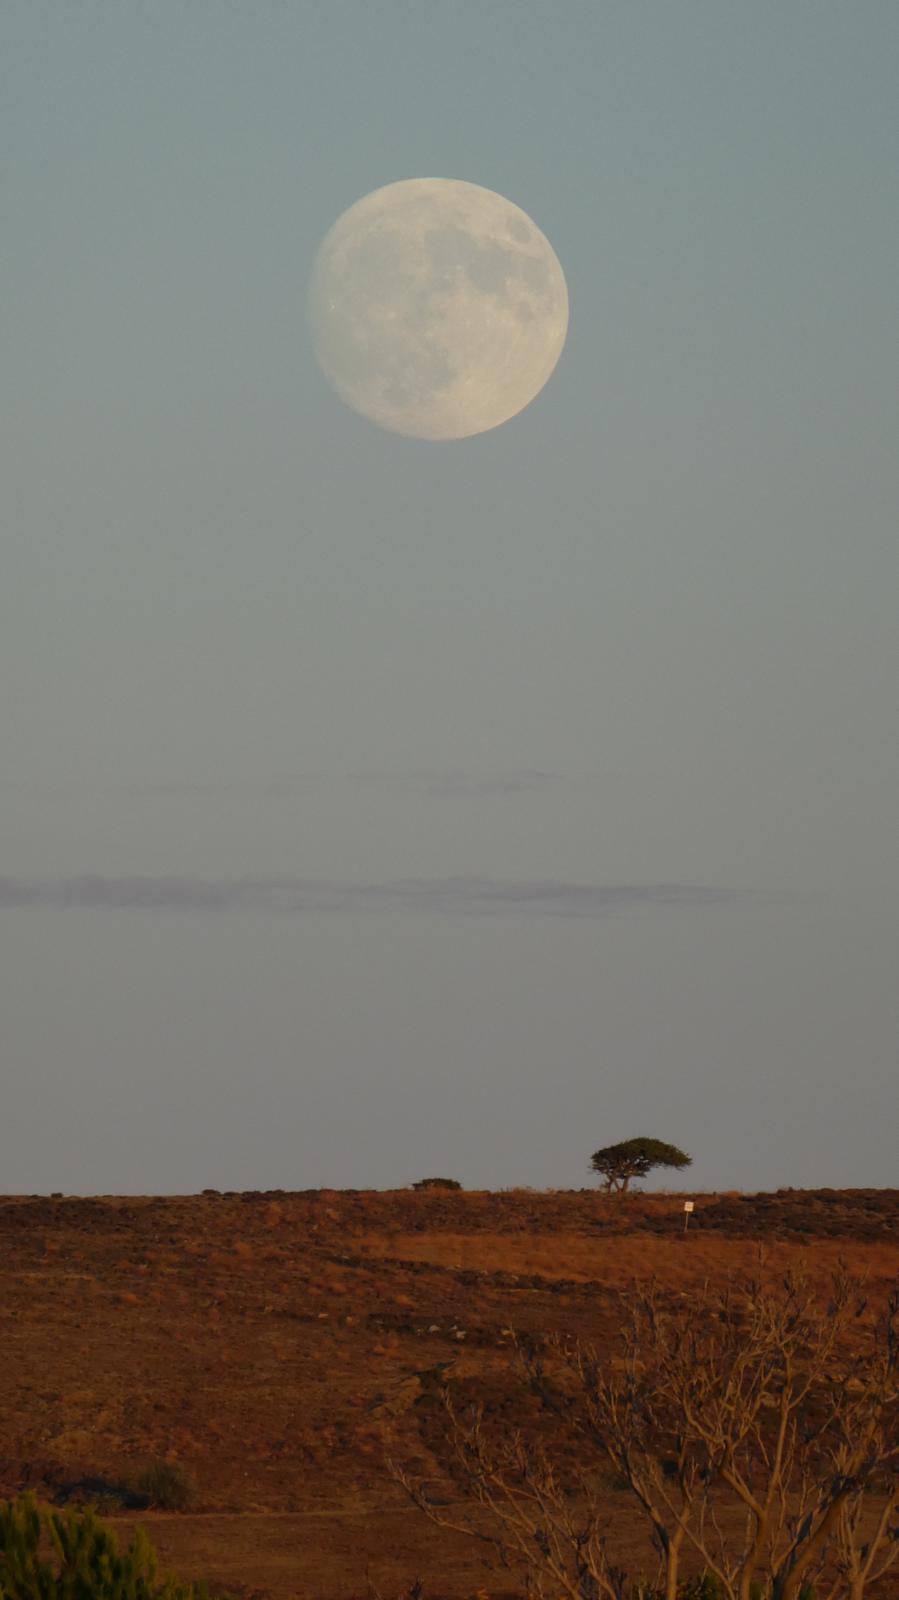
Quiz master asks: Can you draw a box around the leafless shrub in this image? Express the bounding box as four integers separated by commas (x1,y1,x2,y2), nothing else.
391,1273,898,1600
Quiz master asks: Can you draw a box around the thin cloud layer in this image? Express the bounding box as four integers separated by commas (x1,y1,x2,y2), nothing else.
0,876,737,919
346,769,565,796
3,770,583,801
127,769,571,799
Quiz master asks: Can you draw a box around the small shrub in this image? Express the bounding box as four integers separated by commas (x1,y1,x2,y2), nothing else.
57,1475,147,1513
411,1178,462,1191
131,1458,196,1511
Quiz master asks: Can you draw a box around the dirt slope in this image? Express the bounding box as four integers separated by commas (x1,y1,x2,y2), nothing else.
2,1188,897,1598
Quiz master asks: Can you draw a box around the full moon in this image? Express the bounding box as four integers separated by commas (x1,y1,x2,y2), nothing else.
308,178,569,441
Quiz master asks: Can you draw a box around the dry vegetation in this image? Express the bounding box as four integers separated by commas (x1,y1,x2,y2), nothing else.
1,1187,897,1599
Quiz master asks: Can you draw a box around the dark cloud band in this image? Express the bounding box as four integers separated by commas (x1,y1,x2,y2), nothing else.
0,876,736,919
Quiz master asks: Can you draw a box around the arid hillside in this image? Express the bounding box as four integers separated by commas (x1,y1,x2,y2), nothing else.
2,1187,897,1598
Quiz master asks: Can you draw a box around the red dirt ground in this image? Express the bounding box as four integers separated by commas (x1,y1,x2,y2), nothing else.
2,1187,897,1598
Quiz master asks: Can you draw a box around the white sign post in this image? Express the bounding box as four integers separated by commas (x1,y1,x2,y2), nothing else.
683,1199,695,1232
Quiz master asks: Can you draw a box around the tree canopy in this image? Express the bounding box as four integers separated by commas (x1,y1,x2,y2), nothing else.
589,1136,692,1192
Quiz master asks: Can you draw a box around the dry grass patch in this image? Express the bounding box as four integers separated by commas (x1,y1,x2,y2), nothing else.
362,1229,899,1296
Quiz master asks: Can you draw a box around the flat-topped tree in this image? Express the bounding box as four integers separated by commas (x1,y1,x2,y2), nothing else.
590,1136,692,1193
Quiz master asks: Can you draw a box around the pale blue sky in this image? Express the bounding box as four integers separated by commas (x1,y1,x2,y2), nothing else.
1,3,897,1193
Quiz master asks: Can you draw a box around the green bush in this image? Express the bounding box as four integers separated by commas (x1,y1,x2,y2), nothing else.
0,1493,209,1600
411,1177,462,1191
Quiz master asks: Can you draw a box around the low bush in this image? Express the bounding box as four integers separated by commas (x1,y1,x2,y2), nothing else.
411,1178,462,1191
130,1459,195,1512
56,1476,146,1514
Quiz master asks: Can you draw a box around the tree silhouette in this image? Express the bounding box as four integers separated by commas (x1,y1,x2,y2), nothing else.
589,1136,691,1192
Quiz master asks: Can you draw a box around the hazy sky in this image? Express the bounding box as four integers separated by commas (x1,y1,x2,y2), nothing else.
2,3,897,1195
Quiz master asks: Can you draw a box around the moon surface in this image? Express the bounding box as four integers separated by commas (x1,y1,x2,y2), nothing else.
308,178,569,441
